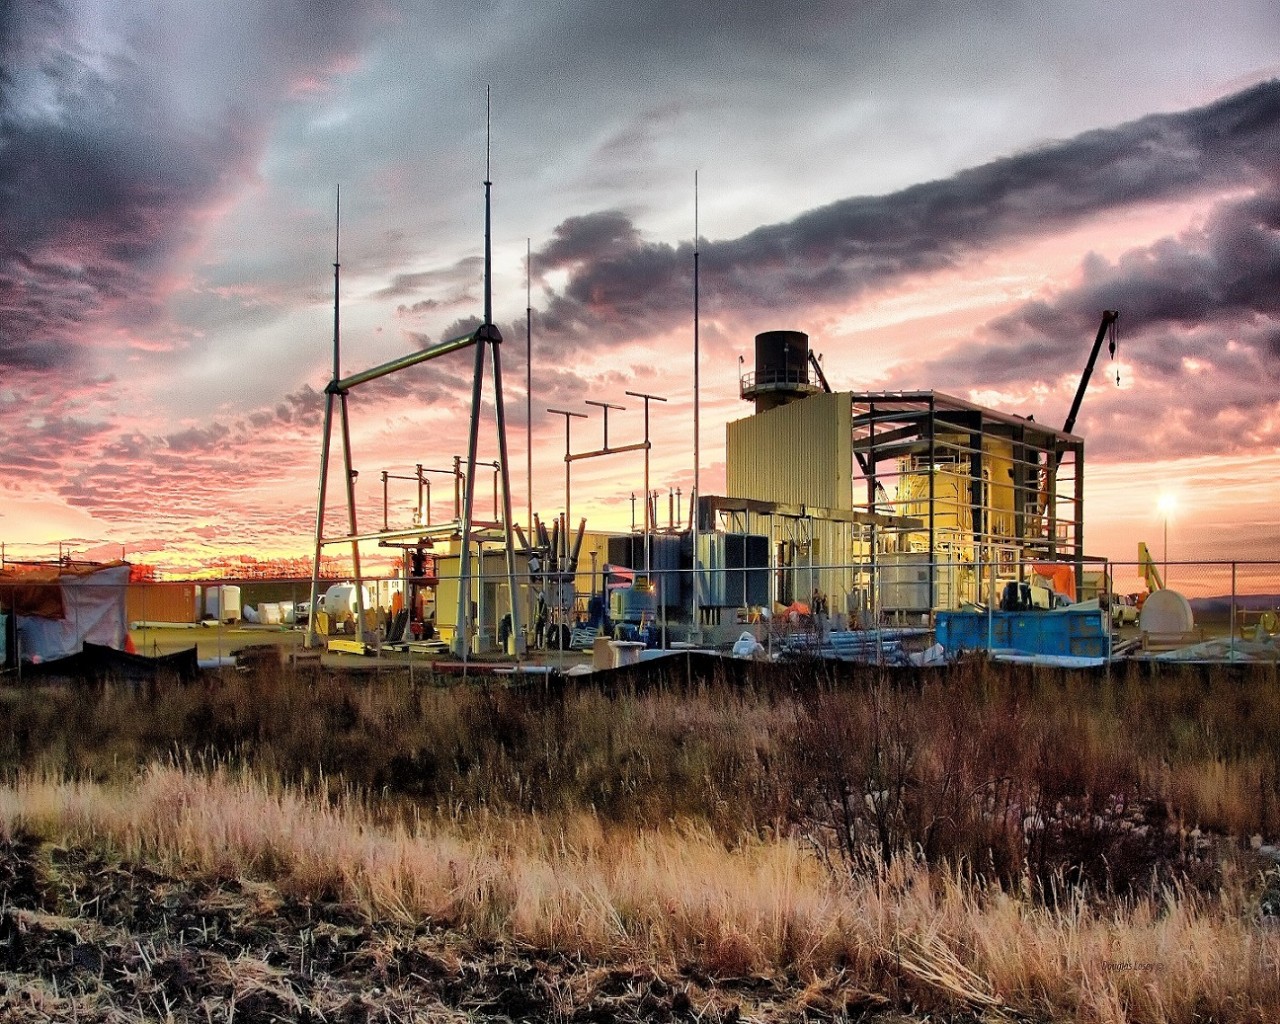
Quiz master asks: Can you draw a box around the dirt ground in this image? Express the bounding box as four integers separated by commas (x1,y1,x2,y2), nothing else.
0,833,926,1024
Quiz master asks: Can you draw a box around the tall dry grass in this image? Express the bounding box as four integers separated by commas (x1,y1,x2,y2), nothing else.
5,661,1280,892
2,764,1278,1023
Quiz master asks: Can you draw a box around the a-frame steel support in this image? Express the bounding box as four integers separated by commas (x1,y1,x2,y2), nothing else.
307,118,523,658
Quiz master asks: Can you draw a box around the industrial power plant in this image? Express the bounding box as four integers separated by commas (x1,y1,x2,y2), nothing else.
303,311,1135,666
290,157,1254,670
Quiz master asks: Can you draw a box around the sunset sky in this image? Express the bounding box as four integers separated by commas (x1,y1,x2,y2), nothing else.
2,1,1279,584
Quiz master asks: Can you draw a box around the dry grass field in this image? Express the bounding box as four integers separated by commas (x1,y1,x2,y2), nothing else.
3,658,1280,1022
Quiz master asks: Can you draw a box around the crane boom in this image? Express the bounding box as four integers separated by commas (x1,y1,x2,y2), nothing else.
1064,310,1120,437
1138,541,1164,592
807,349,832,393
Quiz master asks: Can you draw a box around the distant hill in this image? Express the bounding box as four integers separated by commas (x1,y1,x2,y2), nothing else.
1189,594,1280,617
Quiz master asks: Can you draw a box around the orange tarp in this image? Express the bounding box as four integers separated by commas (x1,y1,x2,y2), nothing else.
0,570,66,618
0,561,128,619
1030,563,1076,602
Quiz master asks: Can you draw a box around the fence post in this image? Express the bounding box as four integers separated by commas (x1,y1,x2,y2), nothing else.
987,555,994,654
1105,560,1112,676
1231,561,1237,663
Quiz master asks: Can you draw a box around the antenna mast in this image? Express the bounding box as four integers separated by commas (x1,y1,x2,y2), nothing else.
332,185,341,379
455,85,524,658
484,86,493,326
308,184,367,646
691,171,701,640
526,237,533,534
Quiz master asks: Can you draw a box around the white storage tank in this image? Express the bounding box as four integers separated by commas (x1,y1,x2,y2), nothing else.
320,581,398,621
878,552,933,613
220,585,242,623
322,583,359,619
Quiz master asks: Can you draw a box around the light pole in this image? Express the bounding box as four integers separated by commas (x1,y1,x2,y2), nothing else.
1157,493,1176,583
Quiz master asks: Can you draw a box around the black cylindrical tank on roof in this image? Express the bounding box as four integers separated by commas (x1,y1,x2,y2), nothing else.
744,330,820,413
755,330,808,380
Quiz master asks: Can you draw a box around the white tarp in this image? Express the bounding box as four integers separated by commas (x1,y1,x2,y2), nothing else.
14,565,130,663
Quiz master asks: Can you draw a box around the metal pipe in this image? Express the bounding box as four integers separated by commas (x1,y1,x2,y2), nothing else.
335,329,478,393
927,394,935,615
339,391,366,636
585,399,625,450
565,440,649,463
547,408,587,530
1075,446,1086,596
490,330,524,657
625,389,667,577
306,392,336,649
319,521,474,546
454,317,489,658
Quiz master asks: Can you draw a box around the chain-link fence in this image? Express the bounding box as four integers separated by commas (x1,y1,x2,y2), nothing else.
2,559,1278,675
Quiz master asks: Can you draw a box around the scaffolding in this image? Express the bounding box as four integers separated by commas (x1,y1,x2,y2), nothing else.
851,391,1085,605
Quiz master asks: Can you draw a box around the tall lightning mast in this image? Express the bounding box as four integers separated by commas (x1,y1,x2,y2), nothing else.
691,171,701,640
526,238,533,534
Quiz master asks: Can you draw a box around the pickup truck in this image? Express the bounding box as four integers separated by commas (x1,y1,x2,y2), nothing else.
1110,593,1139,626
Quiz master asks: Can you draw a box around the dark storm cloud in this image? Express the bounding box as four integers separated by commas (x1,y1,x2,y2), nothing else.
945,189,1280,389
535,212,642,271
531,81,1280,350
0,0,385,375
377,257,482,301
897,175,1280,460
396,299,441,317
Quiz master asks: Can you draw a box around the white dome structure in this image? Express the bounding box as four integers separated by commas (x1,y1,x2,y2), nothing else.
1139,589,1195,634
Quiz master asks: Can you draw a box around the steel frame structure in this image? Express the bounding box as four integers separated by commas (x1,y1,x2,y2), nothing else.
850,391,1085,600
307,115,521,657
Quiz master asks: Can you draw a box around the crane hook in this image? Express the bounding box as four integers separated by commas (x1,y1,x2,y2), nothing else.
1108,315,1120,386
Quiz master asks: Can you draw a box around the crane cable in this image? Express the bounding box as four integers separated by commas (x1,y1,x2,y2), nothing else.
1109,315,1120,386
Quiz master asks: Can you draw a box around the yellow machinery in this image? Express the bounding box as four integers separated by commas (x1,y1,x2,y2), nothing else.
1138,541,1164,594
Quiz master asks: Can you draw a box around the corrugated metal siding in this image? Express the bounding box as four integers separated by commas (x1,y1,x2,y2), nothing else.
726,393,852,509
